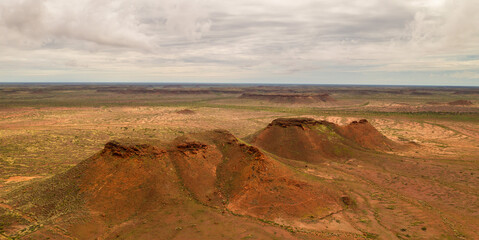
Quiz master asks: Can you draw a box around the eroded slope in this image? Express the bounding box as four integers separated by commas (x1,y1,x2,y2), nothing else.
1,130,352,239
248,118,400,163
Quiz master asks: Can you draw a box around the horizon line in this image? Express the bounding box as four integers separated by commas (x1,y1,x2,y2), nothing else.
1,82,479,88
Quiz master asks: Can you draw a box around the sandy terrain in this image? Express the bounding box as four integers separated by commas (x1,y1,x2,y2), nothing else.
0,84,478,239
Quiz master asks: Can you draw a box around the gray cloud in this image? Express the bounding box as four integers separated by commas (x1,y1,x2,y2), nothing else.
0,0,478,83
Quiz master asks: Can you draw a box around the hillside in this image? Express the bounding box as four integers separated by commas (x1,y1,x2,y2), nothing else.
1,130,353,239
247,118,399,163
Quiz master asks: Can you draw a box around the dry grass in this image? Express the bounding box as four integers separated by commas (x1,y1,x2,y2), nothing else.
1,85,478,239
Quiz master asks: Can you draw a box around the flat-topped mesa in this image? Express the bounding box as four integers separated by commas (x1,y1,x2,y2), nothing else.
239,93,334,103
249,118,347,163
248,117,401,163
240,93,331,98
268,118,334,128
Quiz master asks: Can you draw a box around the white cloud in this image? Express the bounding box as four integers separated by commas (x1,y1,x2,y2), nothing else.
0,0,478,84
164,0,212,41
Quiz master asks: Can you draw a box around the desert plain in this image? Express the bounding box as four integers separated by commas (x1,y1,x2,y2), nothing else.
0,84,478,239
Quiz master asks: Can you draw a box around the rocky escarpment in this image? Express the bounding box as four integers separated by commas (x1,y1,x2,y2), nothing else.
249,118,401,163
268,117,336,128
4,129,345,239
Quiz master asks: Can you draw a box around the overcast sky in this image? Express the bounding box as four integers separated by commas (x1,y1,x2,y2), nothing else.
1,0,478,85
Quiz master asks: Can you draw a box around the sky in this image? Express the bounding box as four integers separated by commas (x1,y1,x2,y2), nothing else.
1,0,479,86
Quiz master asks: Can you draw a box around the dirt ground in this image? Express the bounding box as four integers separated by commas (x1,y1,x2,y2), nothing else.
0,84,478,239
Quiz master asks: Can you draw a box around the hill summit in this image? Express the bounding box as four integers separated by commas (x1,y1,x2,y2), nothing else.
4,129,346,239
248,118,398,163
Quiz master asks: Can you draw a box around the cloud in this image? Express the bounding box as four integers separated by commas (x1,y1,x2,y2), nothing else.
0,0,214,49
0,0,148,49
0,0,478,84
405,0,479,53
164,0,212,40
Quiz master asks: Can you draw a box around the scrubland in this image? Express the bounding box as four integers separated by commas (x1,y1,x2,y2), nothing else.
0,84,478,239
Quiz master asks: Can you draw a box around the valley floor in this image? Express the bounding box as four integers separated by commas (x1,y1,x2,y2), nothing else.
1,85,478,239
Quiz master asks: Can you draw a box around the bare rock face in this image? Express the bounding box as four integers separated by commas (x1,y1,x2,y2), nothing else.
102,141,164,157
268,118,334,128
176,141,208,154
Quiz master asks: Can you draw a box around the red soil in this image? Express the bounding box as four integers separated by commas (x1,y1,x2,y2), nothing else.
336,119,397,151
249,118,399,163
172,130,343,220
78,141,181,222
6,130,345,238
249,118,349,163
